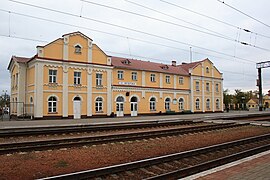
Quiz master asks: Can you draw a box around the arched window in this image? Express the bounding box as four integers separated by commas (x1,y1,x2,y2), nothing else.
116,96,124,102
74,45,82,54
131,96,138,102
195,98,200,110
165,98,171,110
206,99,210,110
216,99,220,109
30,97,33,104
206,67,210,73
48,96,57,113
95,97,103,112
150,97,156,111
73,96,81,101
179,98,184,110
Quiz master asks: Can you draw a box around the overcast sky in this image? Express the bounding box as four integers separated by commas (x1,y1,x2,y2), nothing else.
1,0,270,95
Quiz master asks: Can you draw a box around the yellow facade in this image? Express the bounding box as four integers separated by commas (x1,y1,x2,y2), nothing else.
8,31,223,119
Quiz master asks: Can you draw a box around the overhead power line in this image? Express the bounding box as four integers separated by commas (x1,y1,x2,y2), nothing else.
217,0,270,29
0,9,255,65
160,0,270,39
0,33,255,77
81,0,270,52
6,1,258,63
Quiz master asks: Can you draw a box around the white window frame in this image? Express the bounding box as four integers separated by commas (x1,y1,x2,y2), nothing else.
117,70,124,80
48,96,57,113
195,98,200,110
131,72,137,81
206,82,210,92
150,97,156,111
96,73,102,86
165,98,171,110
74,72,81,85
206,99,210,110
215,83,219,92
196,81,200,91
216,99,220,109
49,69,57,83
95,97,103,112
150,74,156,82
165,75,170,84
179,98,184,110
179,76,184,85
74,45,82,54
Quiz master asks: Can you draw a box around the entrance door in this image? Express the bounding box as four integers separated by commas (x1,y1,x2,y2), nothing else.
130,96,138,116
116,96,124,117
73,97,81,119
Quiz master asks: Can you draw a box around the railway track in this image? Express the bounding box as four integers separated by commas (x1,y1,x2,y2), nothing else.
0,120,198,137
0,123,246,154
41,133,270,180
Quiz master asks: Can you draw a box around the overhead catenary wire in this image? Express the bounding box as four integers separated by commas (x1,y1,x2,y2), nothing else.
160,0,270,39
0,8,256,65
0,33,255,77
217,0,270,29
5,1,259,63
80,0,270,52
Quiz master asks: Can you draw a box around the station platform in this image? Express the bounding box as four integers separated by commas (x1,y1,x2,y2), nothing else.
0,110,269,129
184,150,270,180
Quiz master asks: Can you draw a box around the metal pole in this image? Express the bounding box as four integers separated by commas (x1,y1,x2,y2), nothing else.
258,68,263,111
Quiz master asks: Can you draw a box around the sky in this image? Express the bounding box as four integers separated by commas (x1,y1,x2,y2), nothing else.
1,0,270,95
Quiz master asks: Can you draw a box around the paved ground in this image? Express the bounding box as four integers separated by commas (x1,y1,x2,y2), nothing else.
184,150,270,180
0,110,270,129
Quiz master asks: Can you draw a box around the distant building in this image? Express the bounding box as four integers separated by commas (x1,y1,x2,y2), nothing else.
8,31,223,119
247,92,270,109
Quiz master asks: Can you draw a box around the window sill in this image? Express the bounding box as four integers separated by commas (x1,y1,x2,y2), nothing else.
48,112,58,114
96,111,104,113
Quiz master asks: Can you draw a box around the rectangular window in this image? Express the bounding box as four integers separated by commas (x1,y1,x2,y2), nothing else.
131,72,137,81
49,70,57,83
118,71,124,80
206,82,210,92
196,81,200,91
15,73,19,86
96,73,102,86
216,83,219,92
179,76,184,85
74,72,81,85
166,75,170,84
150,74,156,82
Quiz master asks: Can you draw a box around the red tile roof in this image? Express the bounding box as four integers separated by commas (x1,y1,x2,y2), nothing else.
12,56,31,63
7,56,32,70
111,56,205,75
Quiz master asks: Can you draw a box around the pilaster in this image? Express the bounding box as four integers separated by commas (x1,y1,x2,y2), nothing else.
106,69,112,116
159,73,163,88
34,62,44,118
142,71,145,87
87,67,92,116
63,35,69,60
88,39,93,63
63,64,68,117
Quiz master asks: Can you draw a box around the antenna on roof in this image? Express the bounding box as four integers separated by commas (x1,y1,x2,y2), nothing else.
190,47,192,63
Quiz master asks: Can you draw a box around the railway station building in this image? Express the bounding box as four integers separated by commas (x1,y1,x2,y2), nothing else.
8,31,223,119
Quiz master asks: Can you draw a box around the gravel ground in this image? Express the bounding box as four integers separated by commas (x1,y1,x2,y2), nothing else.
0,125,269,180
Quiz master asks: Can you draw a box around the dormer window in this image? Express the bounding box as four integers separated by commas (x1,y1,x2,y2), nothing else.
74,45,82,54
122,59,131,65
161,65,169,70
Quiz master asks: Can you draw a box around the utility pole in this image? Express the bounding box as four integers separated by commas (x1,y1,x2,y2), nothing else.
256,61,270,111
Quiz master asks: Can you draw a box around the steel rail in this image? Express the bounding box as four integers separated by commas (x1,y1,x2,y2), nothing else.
0,120,197,137
40,133,270,180
0,123,246,154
